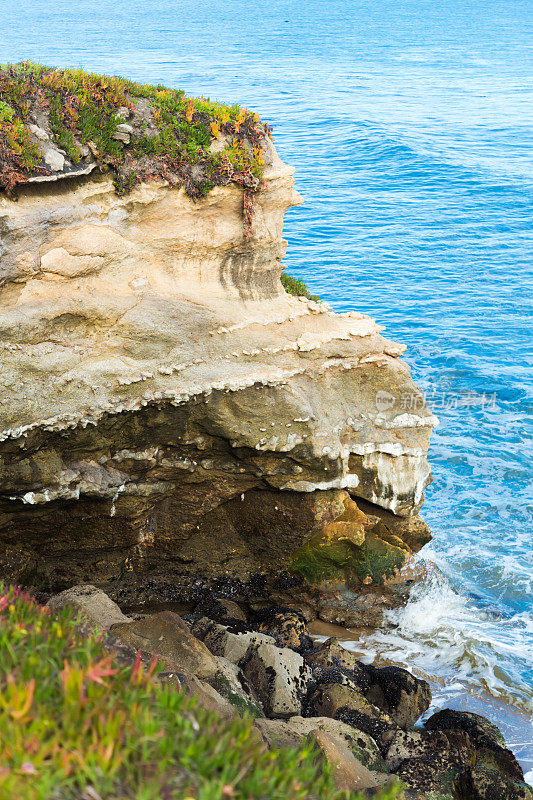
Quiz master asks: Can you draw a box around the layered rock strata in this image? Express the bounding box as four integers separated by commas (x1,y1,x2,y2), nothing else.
0,104,436,609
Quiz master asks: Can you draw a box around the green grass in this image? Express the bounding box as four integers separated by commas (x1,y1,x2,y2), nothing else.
0,62,267,215
0,584,402,800
281,273,320,302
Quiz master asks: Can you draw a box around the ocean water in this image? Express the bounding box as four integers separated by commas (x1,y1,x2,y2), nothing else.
1,0,532,768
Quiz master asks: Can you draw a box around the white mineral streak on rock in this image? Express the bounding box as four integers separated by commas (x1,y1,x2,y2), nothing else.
283,474,361,493
0,137,435,516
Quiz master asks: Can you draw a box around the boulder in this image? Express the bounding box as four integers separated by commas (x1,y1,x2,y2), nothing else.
191,617,276,664
469,768,533,800
382,728,475,772
110,611,219,680
382,727,475,798
475,744,525,783
315,583,400,629
364,664,431,728
394,755,465,799
305,641,430,730
194,597,248,623
254,718,303,749
263,715,386,771
425,709,525,782
305,639,371,692
305,636,362,673
241,642,312,718
308,682,395,744
159,669,235,719
254,609,313,652
48,584,131,630
425,709,505,748
311,729,383,792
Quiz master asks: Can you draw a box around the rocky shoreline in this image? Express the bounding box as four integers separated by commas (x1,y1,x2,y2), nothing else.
48,583,532,800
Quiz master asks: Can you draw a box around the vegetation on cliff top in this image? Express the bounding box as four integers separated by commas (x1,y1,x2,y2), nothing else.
0,63,268,223
0,584,402,800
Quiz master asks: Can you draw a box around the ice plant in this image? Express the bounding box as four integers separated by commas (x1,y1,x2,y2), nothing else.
0,61,270,233
86,658,118,686
0,583,402,799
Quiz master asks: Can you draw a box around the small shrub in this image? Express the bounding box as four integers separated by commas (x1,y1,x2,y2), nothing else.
281,272,320,302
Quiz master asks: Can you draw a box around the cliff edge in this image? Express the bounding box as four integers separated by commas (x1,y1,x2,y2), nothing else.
0,66,437,618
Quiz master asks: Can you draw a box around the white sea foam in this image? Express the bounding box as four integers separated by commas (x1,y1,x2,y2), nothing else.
360,556,533,716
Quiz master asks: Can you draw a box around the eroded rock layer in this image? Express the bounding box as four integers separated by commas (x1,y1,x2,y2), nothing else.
0,132,437,605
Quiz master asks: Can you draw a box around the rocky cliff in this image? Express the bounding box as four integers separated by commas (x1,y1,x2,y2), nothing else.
0,66,437,618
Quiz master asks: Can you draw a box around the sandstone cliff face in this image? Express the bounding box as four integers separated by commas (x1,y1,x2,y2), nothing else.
0,136,437,609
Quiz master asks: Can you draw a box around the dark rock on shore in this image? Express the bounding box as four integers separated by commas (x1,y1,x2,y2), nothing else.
425,709,506,748
47,583,531,800
364,664,431,729
468,768,533,800
253,608,314,653
305,637,430,729
193,595,248,624
308,682,396,744
426,710,526,782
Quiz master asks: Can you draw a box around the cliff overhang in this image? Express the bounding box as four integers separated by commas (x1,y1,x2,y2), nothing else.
0,68,437,615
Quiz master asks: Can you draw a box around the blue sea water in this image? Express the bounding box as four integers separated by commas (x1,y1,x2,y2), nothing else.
1,0,532,767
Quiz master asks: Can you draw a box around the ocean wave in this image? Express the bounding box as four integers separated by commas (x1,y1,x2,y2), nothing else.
360,559,533,716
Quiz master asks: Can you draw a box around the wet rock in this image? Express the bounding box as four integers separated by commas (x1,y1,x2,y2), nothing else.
382,727,479,799
308,682,395,744
313,665,370,694
475,744,525,782
382,728,475,772
364,664,431,728
316,583,400,628
241,642,312,718
110,611,219,679
194,596,247,623
48,584,131,630
469,768,533,800
305,637,371,690
305,636,361,672
311,728,382,792
254,608,313,652
191,617,275,664
425,709,506,749
425,709,525,782
394,755,465,799
257,597,317,623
